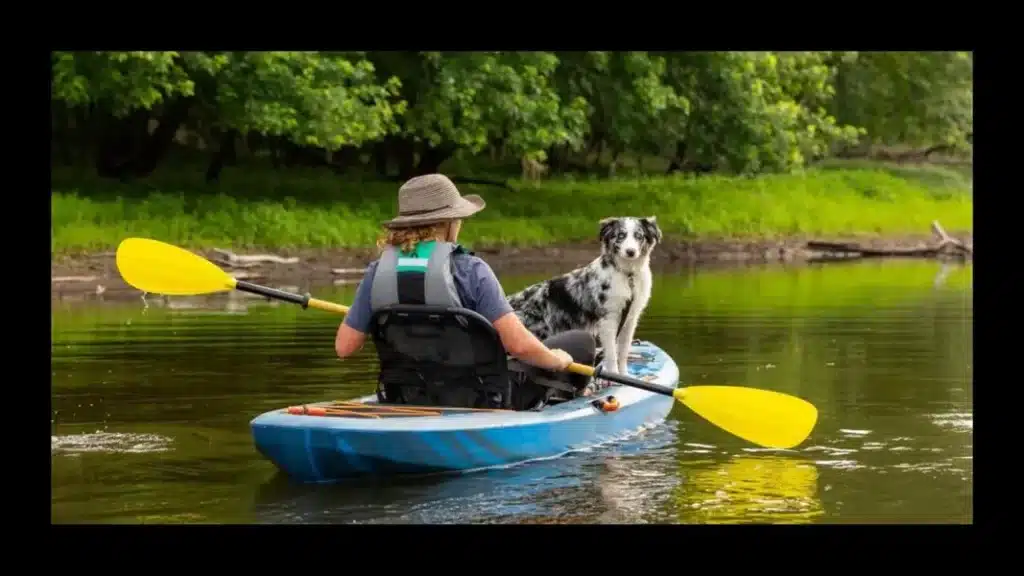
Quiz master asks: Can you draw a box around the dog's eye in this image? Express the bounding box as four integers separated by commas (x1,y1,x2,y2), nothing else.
634,232,643,240
616,232,626,240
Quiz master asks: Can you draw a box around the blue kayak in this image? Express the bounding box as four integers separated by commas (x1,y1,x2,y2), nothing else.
250,340,679,483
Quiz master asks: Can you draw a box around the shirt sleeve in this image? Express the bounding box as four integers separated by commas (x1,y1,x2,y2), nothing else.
342,262,378,334
469,257,514,323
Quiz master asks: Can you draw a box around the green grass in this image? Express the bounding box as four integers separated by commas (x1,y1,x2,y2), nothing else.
51,160,972,254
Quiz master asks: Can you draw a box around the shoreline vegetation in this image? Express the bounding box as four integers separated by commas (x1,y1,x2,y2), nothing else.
51,159,973,301
52,159,972,255
50,51,973,300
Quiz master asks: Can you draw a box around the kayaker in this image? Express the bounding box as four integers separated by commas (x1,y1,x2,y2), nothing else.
334,173,596,409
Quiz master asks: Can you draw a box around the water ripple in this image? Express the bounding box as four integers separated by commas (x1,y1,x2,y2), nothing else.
52,432,174,454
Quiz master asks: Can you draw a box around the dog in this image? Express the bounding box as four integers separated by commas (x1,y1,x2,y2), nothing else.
506,216,662,379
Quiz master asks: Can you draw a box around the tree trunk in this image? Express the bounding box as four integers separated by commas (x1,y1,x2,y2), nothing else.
94,110,148,179
665,140,687,174
130,96,195,178
607,146,622,177
392,138,416,180
415,144,456,175
205,128,239,183
373,141,390,177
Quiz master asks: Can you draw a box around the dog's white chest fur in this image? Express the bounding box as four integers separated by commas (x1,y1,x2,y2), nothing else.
593,264,640,312
589,261,652,373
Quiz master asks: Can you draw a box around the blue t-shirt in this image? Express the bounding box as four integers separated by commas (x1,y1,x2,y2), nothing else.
342,252,515,334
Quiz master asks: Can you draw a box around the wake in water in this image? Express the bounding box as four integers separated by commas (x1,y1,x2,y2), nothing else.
51,431,174,454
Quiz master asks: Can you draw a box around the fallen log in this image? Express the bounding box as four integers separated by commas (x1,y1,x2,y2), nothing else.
331,267,365,275
211,248,299,268
806,220,972,263
929,220,973,256
228,271,265,280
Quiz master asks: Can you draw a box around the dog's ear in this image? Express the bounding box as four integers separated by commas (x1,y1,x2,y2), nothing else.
640,216,662,244
599,217,619,242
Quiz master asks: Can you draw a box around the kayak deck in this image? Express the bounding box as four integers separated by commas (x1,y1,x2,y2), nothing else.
250,340,679,482
281,401,515,419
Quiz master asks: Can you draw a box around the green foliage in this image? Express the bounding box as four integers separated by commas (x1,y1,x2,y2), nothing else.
206,52,403,149
372,52,589,160
50,164,972,253
51,51,196,115
658,51,863,173
830,51,973,150
51,51,973,178
556,52,688,157
52,51,403,151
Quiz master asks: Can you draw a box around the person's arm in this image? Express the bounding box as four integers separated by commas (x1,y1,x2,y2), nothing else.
335,263,376,358
470,258,573,372
335,323,367,358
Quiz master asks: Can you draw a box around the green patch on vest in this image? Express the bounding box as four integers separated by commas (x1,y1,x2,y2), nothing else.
396,240,437,273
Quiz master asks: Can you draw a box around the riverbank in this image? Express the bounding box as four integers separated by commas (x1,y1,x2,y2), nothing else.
52,230,973,303
51,160,972,301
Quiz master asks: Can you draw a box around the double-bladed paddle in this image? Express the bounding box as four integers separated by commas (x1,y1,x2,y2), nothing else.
115,237,818,450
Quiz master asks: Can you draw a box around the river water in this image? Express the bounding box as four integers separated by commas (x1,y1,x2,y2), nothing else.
51,260,972,524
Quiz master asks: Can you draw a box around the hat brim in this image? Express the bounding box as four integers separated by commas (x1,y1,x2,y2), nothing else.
382,194,486,229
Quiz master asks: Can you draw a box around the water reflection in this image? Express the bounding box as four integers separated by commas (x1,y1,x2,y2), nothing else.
674,454,824,524
592,452,680,523
250,446,826,524
251,421,681,524
252,454,592,524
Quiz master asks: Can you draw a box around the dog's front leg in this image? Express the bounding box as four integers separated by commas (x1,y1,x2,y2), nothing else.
616,313,640,375
597,318,620,377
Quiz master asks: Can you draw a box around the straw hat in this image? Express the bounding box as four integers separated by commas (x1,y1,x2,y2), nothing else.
382,174,486,229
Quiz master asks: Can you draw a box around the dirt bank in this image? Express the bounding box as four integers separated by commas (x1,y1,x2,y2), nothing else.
52,229,973,304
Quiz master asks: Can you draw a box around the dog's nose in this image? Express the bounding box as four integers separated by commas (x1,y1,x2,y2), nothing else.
625,248,636,257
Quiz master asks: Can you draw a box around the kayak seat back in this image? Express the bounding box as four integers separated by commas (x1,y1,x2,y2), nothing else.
368,304,515,409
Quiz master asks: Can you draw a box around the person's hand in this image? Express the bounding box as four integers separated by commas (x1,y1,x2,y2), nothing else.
549,348,574,371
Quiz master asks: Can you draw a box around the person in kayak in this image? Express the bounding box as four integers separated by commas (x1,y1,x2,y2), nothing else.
334,173,596,410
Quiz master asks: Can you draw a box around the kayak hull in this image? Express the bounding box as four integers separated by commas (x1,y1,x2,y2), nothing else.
250,340,679,483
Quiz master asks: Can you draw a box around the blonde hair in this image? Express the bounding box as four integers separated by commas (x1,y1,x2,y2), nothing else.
376,221,453,255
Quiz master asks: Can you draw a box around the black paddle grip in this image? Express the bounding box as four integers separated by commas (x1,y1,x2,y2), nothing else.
235,280,310,307
593,364,676,397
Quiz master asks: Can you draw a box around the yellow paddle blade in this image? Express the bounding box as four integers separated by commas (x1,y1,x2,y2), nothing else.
674,386,818,450
115,238,236,296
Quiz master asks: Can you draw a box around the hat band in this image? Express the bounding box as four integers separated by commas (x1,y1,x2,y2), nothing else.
399,203,453,216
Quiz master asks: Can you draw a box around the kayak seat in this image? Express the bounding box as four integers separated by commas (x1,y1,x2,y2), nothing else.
506,359,579,409
368,304,519,409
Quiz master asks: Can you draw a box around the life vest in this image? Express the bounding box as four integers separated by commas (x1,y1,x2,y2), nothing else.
370,240,464,310
368,240,503,407
364,240,574,410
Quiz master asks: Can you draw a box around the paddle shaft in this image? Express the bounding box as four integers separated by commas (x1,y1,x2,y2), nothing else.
233,280,350,314
569,362,678,397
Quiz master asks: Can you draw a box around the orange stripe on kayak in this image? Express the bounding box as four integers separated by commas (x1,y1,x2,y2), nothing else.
333,401,513,413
